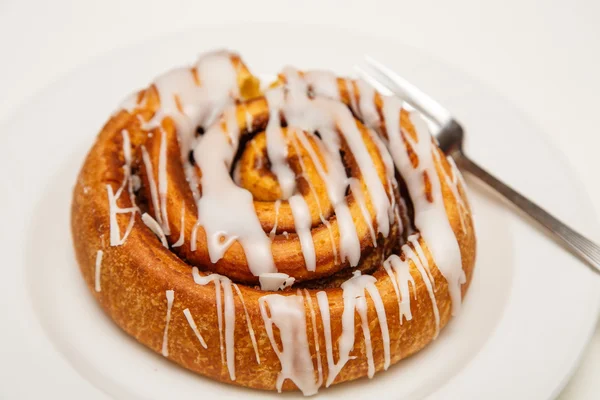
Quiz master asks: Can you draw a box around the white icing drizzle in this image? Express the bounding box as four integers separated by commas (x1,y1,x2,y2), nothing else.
232,283,261,364
290,131,339,265
142,51,240,135
387,177,398,219
172,205,185,247
193,113,276,275
349,177,377,247
141,212,168,248
275,70,393,265
106,185,137,246
157,128,171,235
289,194,316,271
162,290,175,357
141,145,163,227
292,129,351,266
394,202,404,239
131,175,141,191
265,88,297,199
119,214,136,246
339,79,381,132
329,102,391,239
232,162,242,186
409,235,435,287
383,254,416,325
356,79,382,128
117,129,132,198
259,293,319,395
185,162,201,202
269,199,281,240
189,221,201,252
345,79,359,115
380,97,464,315
94,250,103,292
259,272,295,291
243,103,254,133
366,126,397,205
317,271,390,387
432,149,469,233
192,268,237,380
221,105,236,143
399,196,414,237
127,52,278,275
303,289,323,388
106,130,138,246
404,235,440,338
106,185,121,246
183,308,208,349
304,71,340,100
356,288,375,377
136,114,147,128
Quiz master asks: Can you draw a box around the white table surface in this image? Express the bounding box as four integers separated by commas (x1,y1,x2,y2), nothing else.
1,0,598,398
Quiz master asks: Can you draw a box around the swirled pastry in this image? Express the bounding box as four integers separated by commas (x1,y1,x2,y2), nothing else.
71,50,476,395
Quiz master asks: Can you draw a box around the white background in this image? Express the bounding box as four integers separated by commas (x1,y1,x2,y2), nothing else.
0,0,598,398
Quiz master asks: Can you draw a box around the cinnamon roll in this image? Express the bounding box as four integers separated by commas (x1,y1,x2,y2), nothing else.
71,50,476,395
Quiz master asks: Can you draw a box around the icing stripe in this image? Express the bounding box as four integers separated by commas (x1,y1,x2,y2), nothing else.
404,237,440,338
303,289,323,388
141,213,168,248
265,88,297,199
106,185,120,246
349,178,377,247
232,283,261,364
292,129,354,266
183,308,208,349
172,205,185,247
192,268,237,381
194,121,276,275
383,254,416,325
162,290,175,357
409,235,435,287
259,293,319,395
106,130,138,247
158,129,171,235
381,97,463,315
290,132,340,265
269,200,281,240
317,271,390,386
94,250,103,292
432,148,469,233
289,194,316,271
141,145,162,226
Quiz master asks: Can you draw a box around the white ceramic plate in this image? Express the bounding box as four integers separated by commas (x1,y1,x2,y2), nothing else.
1,23,599,399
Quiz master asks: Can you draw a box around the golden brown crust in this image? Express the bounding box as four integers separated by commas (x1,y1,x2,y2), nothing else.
71,55,476,393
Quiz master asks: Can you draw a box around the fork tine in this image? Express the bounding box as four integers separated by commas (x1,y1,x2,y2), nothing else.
363,55,452,126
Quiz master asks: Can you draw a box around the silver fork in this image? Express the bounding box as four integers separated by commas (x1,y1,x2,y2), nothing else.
358,56,600,275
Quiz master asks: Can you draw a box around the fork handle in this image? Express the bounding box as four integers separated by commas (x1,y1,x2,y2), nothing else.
455,153,600,275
